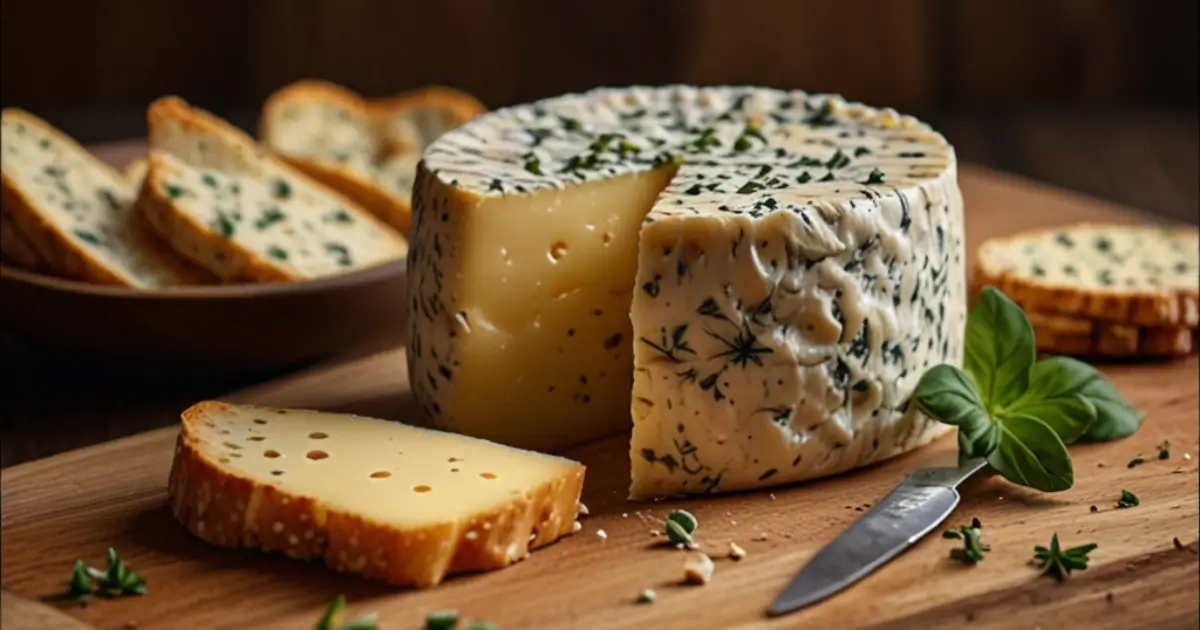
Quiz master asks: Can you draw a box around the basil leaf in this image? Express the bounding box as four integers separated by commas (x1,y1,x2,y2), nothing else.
965,287,1036,410
988,415,1074,492
1078,376,1144,442
1001,394,1095,445
913,364,999,458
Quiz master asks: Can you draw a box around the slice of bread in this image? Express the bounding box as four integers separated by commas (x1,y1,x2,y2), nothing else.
123,157,148,185
1026,309,1196,359
168,401,586,588
974,222,1199,327
0,208,49,271
0,108,212,287
259,81,486,234
139,96,408,282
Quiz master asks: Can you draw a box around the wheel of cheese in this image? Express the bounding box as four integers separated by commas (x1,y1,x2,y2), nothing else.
406,85,967,499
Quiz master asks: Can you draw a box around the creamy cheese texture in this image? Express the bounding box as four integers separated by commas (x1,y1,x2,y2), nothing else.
978,223,1198,292
188,403,583,528
407,85,966,497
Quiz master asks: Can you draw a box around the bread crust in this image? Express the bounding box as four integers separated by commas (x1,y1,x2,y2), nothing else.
141,96,405,283
0,208,52,272
167,401,585,588
1026,309,1196,359
973,222,1199,327
259,81,487,235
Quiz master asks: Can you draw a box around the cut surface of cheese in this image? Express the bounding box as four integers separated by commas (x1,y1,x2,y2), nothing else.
167,401,585,587
0,108,211,287
408,85,965,497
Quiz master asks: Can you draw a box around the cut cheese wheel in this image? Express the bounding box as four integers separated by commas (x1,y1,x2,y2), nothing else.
167,401,585,587
407,86,966,498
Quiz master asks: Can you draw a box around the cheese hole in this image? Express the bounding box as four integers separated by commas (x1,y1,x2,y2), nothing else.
448,457,462,462
413,485,432,493
223,442,242,450
271,470,284,476
306,450,329,461
248,436,266,442
264,449,281,458
309,432,328,439
603,232,613,245
451,468,460,472
229,453,242,458
480,472,498,480
218,457,230,464
253,419,268,425
370,471,391,479
549,241,568,262
220,430,231,435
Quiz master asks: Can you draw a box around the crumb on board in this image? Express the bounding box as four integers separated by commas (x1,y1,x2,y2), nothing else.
578,503,589,517
683,553,714,585
597,529,608,540
729,541,747,560
572,521,582,533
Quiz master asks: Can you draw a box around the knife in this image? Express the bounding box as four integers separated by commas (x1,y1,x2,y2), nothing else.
767,456,990,616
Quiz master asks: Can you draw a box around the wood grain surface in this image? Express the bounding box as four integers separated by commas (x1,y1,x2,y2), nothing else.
2,167,1198,629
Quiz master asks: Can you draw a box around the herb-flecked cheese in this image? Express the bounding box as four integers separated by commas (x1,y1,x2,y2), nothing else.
1,109,209,287
406,86,966,498
142,97,407,282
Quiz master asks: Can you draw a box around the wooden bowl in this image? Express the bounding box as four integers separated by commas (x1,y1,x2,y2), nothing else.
0,261,407,377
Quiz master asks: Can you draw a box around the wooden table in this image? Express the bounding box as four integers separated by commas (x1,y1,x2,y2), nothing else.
1,144,1197,628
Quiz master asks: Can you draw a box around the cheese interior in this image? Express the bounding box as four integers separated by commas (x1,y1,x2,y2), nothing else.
192,404,582,526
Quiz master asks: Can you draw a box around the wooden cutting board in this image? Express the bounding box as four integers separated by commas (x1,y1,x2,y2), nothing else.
2,165,1198,630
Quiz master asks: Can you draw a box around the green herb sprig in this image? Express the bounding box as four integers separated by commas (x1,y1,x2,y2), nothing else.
665,509,698,546
425,609,459,630
65,548,147,605
942,518,989,564
1031,534,1097,582
315,594,379,630
912,287,1144,492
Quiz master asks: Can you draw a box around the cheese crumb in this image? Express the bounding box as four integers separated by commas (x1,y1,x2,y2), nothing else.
577,503,590,516
769,493,776,500
596,529,608,540
572,521,582,533
683,553,714,585
1185,453,1192,461
729,542,747,560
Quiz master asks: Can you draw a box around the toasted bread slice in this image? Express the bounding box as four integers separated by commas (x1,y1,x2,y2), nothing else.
123,157,148,185
168,401,585,588
1026,309,1195,359
0,108,212,287
0,208,49,271
260,81,486,234
974,222,1199,327
140,96,407,282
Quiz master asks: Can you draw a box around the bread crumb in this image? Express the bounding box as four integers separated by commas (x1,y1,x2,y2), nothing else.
1184,453,1192,461
683,553,714,585
622,513,628,518
577,503,589,516
769,493,776,500
650,529,660,537
597,529,608,540
753,533,769,542
729,542,747,560
572,521,582,533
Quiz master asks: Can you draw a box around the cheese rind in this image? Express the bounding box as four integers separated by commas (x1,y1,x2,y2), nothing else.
167,401,585,588
409,86,965,495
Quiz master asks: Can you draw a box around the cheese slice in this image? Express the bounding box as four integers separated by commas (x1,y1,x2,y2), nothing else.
168,401,585,587
408,86,965,497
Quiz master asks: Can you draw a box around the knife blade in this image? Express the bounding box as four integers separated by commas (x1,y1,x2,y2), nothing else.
767,457,989,617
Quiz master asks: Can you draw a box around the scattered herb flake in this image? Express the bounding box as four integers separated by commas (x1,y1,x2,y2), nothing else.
315,594,379,630
1032,534,1097,582
425,609,459,630
636,588,657,604
1116,489,1139,509
862,168,885,185
1157,440,1170,460
267,246,289,261
72,229,104,246
1127,456,1146,469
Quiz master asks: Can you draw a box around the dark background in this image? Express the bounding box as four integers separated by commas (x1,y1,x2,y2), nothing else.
1,0,1197,466
2,0,1198,222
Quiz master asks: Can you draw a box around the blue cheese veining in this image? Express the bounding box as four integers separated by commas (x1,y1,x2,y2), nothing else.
407,85,966,498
